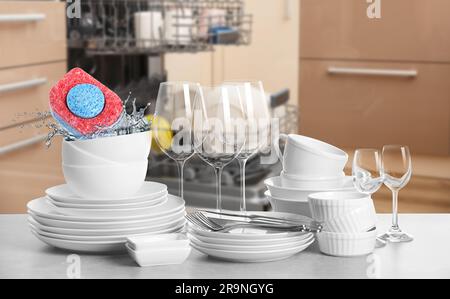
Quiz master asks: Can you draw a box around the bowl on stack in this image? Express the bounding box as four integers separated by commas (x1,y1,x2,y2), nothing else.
265,134,353,217
309,192,377,257
27,131,186,253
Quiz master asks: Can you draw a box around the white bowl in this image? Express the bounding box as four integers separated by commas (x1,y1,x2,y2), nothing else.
66,131,151,164
63,162,148,200
281,134,348,177
308,192,375,223
317,229,377,257
280,171,350,189
265,191,312,217
264,176,355,201
62,139,120,166
323,205,377,233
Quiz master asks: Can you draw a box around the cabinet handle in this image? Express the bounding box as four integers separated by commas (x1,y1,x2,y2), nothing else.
0,78,47,94
0,134,47,156
0,14,46,23
328,67,418,78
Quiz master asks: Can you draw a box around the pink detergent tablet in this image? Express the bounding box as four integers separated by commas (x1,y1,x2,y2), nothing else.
49,68,123,137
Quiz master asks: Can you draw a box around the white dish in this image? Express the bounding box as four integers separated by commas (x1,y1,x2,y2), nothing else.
316,229,377,257
27,195,185,222
28,209,185,230
29,215,186,237
188,229,313,246
265,191,311,217
126,243,191,267
63,162,148,200
127,233,190,251
279,134,348,177
191,238,314,263
265,176,355,201
66,131,151,164
47,194,166,210
189,233,314,252
28,209,186,230
31,230,126,253
280,171,350,189
323,205,377,233
46,182,167,204
29,220,186,242
308,192,375,223
44,196,168,217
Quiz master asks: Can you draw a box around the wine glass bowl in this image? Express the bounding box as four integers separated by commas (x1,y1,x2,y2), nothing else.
352,149,384,195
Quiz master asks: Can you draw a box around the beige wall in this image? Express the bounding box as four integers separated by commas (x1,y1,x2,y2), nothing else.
165,0,300,105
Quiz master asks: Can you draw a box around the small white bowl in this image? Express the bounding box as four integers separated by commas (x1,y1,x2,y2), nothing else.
63,162,148,200
308,192,375,223
126,234,191,267
265,191,311,217
281,134,348,177
280,171,350,189
66,131,151,164
265,176,355,201
317,229,377,257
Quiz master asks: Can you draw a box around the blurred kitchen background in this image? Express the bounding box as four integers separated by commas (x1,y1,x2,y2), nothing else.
0,0,449,213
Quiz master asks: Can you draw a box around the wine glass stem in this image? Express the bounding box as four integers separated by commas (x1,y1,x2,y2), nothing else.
238,158,248,212
176,160,186,199
391,189,399,231
214,167,223,212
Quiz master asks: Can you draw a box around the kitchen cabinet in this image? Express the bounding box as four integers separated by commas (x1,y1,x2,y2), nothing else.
165,0,300,105
0,1,67,213
299,0,450,156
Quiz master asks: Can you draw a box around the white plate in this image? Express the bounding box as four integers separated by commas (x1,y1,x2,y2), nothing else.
189,233,314,251
29,220,186,242
29,215,186,237
31,230,126,253
27,195,185,222
44,196,169,217
47,194,166,210
191,239,314,263
28,209,185,230
188,229,313,246
46,182,168,204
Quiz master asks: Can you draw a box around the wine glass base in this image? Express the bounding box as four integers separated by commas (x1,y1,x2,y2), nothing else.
378,230,414,243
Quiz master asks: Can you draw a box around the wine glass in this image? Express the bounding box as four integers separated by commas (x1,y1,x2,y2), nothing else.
379,145,414,243
352,149,384,195
222,81,271,212
153,82,200,199
192,85,246,211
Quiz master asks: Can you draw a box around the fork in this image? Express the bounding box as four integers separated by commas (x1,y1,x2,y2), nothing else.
187,212,322,233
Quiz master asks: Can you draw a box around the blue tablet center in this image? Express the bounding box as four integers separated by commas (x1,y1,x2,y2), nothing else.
66,84,105,119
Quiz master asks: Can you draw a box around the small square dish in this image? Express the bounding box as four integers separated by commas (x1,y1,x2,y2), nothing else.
126,233,190,251
126,243,191,267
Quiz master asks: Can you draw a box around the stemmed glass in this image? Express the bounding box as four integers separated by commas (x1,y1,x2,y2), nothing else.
379,145,414,243
192,85,246,211
352,149,384,195
222,81,271,212
352,149,386,247
153,82,200,199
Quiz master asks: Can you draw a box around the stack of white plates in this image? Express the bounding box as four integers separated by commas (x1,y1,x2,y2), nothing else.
27,182,186,253
188,212,315,263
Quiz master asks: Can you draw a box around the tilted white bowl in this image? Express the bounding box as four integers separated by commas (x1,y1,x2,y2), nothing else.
63,161,148,200
66,131,151,164
280,171,350,189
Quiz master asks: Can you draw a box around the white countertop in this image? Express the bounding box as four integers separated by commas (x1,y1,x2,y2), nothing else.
0,214,449,279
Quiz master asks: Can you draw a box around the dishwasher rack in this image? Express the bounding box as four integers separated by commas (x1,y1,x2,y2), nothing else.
67,0,252,55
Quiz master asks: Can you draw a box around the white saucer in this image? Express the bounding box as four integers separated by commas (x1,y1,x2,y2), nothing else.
191,239,314,263
46,182,168,204
189,233,314,252
28,209,185,230
27,195,185,222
